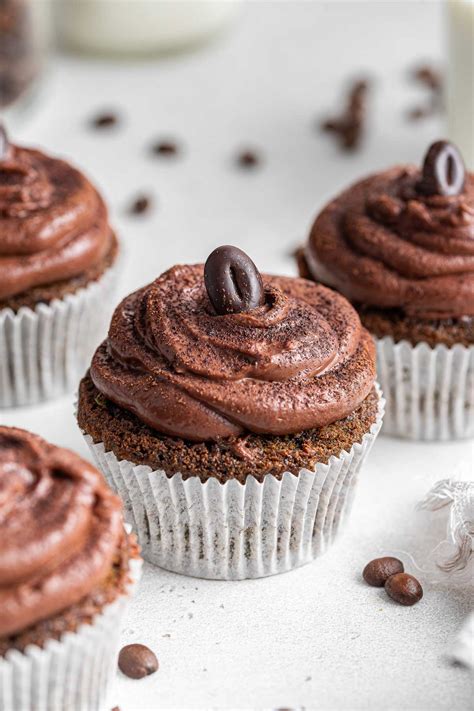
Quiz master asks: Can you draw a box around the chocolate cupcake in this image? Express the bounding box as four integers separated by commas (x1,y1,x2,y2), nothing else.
77,246,383,580
0,126,120,407
0,426,141,711
301,140,474,440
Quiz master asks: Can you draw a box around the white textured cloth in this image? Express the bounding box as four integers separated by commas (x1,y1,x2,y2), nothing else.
418,479,473,584
418,480,474,669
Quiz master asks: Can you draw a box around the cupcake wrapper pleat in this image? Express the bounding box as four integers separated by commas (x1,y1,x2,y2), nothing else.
0,264,119,408
376,336,474,440
82,389,383,580
0,557,141,711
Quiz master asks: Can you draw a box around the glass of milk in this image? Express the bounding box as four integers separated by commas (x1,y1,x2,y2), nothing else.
55,0,241,56
447,0,474,168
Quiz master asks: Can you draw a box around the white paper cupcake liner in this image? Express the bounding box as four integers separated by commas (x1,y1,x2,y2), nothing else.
0,556,141,711
0,263,119,408
376,336,474,440
81,389,383,580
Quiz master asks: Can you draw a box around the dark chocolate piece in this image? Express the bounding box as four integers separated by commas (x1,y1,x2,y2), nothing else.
418,140,465,197
204,245,264,315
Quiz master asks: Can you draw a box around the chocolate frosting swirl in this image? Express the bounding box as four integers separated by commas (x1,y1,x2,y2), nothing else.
90,265,376,441
0,143,116,300
306,166,474,318
0,427,124,638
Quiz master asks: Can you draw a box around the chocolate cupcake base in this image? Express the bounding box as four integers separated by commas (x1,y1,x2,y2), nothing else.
0,256,119,408
79,388,384,580
0,555,141,711
297,250,474,440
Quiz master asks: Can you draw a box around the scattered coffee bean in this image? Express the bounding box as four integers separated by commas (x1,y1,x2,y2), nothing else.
151,140,179,157
129,194,152,215
204,245,264,315
118,643,158,679
385,572,423,606
407,105,433,121
91,112,119,129
412,63,442,93
363,557,404,587
236,150,260,169
320,77,371,151
406,63,443,121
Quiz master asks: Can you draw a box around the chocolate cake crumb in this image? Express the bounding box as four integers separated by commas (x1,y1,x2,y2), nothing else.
78,374,380,484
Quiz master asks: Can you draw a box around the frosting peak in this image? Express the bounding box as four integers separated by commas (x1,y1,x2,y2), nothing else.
90,264,376,441
306,165,474,318
0,427,124,638
0,149,53,219
0,143,116,300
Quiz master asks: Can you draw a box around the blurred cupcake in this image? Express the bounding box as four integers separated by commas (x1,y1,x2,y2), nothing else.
77,245,383,580
0,426,141,711
300,140,474,440
0,125,119,407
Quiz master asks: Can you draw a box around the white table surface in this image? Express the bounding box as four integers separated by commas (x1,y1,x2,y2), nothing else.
2,2,473,709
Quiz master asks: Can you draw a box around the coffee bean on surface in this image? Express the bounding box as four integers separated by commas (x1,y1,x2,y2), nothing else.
236,150,260,168
129,194,152,215
151,140,179,157
385,573,423,606
118,643,158,679
363,557,404,587
91,112,119,129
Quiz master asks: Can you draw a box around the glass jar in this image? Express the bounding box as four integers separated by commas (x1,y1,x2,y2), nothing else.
0,0,50,115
